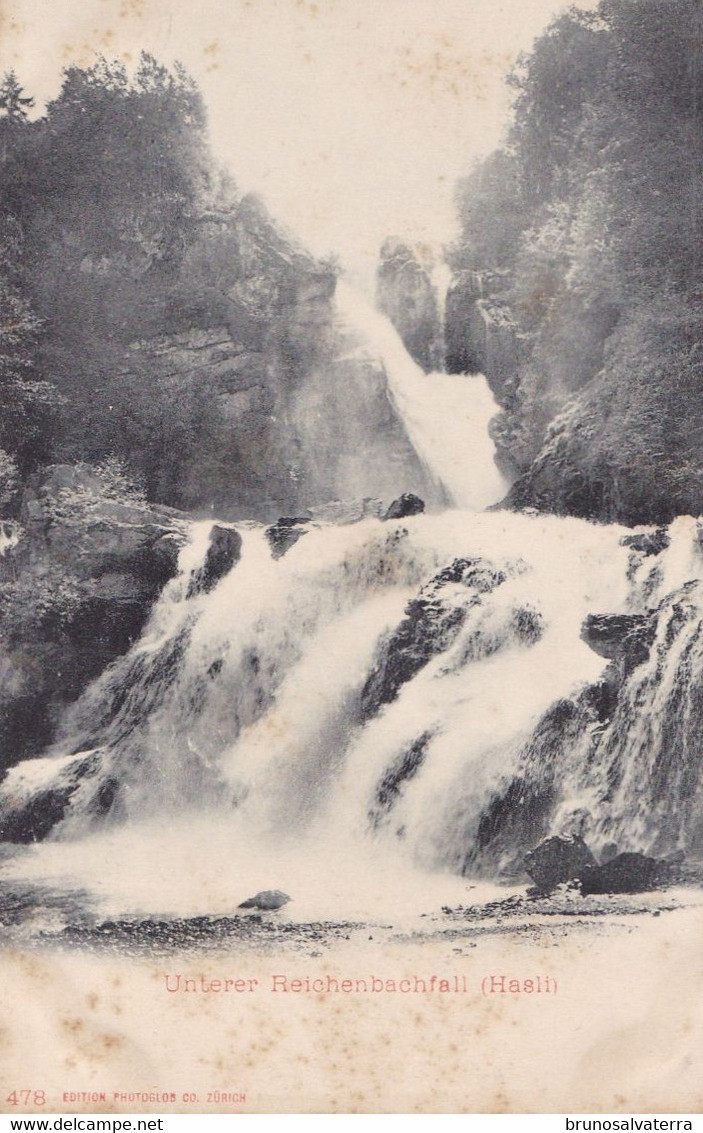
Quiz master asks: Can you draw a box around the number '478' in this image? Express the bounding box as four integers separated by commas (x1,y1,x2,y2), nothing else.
6,1090,47,1106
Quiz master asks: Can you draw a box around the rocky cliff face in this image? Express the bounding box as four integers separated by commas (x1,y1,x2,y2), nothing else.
118,212,433,519
444,271,484,375
376,239,444,372
445,0,703,528
0,465,188,770
0,208,438,778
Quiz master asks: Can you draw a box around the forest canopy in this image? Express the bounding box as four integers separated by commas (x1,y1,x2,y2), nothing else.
453,0,703,523
0,53,331,515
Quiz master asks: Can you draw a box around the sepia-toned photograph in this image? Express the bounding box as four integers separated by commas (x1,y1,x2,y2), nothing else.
0,0,701,1115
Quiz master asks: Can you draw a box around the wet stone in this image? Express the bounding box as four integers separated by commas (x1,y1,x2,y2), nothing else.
265,517,310,560
523,835,598,893
382,493,425,520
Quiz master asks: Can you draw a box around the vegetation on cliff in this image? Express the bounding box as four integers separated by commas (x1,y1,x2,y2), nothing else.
0,55,340,518
453,0,703,524
0,56,344,763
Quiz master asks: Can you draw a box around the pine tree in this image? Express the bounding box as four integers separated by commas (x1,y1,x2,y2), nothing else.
0,71,34,121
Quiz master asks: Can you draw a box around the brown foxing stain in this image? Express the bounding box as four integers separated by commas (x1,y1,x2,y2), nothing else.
62,1022,126,1066
258,713,290,741
87,992,100,1010
10,950,52,984
61,39,114,67
61,1017,85,1036
490,1090,511,1114
392,40,513,103
204,41,219,55
118,0,146,18
0,7,23,40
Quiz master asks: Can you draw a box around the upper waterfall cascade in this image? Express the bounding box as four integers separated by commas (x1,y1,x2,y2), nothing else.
335,282,509,511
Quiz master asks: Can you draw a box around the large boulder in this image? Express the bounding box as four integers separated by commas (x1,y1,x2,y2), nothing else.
579,852,675,895
523,835,598,893
581,612,656,673
382,493,425,521
238,889,291,911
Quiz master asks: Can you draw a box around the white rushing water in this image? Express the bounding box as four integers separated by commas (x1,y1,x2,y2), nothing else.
335,282,509,510
1,291,702,925
0,506,639,922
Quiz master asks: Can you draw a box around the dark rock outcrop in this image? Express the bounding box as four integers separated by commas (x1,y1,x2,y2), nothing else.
369,732,433,828
579,852,676,895
444,271,484,375
581,613,656,672
621,529,670,557
265,516,310,560
501,408,611,521
188,525,242,595
238,889,291,911
445,271,524,397
0,750,111,843
523,835,598,893
382,493,425,521
360,558,506,718
0,466,188,770
376,239,443,371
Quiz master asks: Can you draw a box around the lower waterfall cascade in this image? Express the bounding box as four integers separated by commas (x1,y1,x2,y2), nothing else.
1,286,702,923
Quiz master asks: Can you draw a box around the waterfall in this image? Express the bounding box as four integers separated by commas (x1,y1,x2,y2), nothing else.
335,282,510,510
0,505,647,917
1,294,702,923
429,257,452,371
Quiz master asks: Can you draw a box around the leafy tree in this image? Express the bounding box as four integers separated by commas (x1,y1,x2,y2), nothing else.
454,0,703,522
453,150,525,272
0,274,61,473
